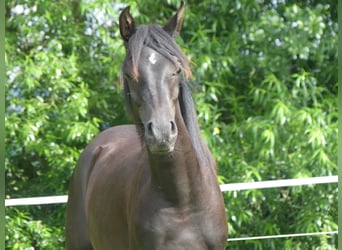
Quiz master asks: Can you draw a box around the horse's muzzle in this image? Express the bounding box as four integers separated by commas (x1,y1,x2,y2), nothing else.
144,120,177,154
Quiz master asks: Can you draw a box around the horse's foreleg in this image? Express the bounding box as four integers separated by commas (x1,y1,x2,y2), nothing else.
65,170,93,250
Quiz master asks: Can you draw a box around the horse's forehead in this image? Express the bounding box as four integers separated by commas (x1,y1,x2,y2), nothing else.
138,48,176,77
141,47,170,66
148,52,157,65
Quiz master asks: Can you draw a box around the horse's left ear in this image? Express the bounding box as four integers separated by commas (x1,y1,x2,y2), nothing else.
164,1,185,38
119,6,136,43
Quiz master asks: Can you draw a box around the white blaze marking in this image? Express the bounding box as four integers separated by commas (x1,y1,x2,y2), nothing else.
148,53,157,64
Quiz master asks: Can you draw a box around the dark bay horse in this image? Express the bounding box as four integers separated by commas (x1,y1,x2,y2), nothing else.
66,2,228,249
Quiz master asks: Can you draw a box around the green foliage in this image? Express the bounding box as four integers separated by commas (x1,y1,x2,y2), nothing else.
182,1,337,249
6,208,64,249
5,0,337,249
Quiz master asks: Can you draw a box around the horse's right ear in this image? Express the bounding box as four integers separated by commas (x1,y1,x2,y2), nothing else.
164,1,185,38
119,7,136,42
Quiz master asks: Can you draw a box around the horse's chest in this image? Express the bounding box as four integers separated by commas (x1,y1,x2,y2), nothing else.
135,207,224,250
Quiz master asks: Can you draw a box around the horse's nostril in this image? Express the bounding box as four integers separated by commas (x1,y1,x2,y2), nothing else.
147,122,153,136
170,121,177,134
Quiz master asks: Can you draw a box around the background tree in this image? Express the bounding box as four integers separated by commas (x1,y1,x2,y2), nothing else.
5,0,337,249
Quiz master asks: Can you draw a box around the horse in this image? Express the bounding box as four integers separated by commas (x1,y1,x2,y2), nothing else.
65,2,228,249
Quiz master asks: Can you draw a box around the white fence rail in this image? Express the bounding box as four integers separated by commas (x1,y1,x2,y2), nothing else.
227,231,338,242
5,176,338,207
5,195,68,207
5,176,338,242
220,175,338,192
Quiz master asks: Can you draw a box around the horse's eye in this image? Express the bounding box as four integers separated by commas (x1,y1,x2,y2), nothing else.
172,68,181,77
125,73,135,82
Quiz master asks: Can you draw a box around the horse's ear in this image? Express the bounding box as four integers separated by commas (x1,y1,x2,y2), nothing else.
163,1,185,38
119,6,136,42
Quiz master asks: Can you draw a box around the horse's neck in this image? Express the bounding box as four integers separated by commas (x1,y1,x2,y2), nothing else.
148,105,212,207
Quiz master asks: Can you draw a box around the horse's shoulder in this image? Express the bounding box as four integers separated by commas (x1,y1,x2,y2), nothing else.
101,124,140,137
89,124,141,145
83,124,144,187
97,125,143,156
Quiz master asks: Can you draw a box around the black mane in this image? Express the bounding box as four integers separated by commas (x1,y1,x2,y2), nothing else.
179,82,215,168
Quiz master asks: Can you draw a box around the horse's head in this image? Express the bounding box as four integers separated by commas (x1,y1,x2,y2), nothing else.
119,2,191,154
